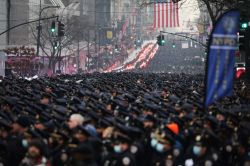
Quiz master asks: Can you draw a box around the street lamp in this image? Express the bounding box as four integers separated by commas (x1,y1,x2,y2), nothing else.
36,1,60,57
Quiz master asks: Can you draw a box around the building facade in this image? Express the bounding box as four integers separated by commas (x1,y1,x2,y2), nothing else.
8,0,29,46
0,1,7,49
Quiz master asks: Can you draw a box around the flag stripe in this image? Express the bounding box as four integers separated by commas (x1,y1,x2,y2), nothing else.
166,2,168,27
162,4,164,28
170,0,172,27
158,4,160,28
173,1,176,27
154,3,156,28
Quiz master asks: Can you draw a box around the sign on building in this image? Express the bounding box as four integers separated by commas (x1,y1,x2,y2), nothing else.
181,42,189,49
107,31,113,39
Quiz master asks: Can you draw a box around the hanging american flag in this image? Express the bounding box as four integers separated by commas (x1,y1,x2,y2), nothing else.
153,0,180,29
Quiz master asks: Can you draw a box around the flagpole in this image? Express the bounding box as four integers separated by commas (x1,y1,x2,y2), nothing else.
203,31,212,110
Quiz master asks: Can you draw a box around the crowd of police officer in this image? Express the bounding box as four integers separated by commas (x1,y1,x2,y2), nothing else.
144,42,205,75
0,72,250,166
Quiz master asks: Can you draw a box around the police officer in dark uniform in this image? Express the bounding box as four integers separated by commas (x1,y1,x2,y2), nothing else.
138,114,157,166
233,128,250,166
0,118,11,166
150,129,176,166
130,141,145,166
103,131,136,166
5,116,32,166
183,134,220,166
66,143,98,166
71,124,102,165
49,131,70,166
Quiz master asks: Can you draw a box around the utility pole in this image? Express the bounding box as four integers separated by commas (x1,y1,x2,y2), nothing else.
245,28,250,80
36,2,60,57
87,29,90,70
77,37,80,72
58,39,62,73
77,0,84,73
95,0,99,69
35,3,59,75
7,0,11,45
36,0,42,57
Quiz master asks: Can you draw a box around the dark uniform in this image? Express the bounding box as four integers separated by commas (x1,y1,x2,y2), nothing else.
130,142,145,166
0,140,7,166
103,150,136,166
5,134,27,166
183,134,221,166
66,143,98,166
0,72,250,166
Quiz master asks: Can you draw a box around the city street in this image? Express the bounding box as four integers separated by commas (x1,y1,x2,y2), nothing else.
0,0,250,166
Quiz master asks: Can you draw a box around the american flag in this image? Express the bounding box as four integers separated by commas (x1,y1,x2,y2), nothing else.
153,0,180,29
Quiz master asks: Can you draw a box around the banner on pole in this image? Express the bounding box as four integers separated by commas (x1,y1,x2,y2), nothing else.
205,10,240,108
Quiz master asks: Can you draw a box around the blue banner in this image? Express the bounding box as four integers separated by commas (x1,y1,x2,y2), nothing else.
205,10,240,108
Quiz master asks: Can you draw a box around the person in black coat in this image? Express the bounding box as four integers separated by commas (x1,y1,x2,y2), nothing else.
6,116,31,166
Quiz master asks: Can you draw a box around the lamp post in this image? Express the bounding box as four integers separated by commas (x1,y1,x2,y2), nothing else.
36,0,60,57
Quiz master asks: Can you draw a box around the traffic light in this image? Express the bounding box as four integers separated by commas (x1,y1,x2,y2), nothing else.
157,35,165,46
162,38,166,44
58,21,65,37
172,43,176,48
115,45,119,52
51,21,56,33
240,20,248,29
157,35,160,45
54,41,58,49
238,31,246,52
241,22,248,29
238,18,249,52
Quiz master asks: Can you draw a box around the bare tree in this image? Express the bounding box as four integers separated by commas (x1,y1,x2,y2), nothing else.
192,0,250,26
198,0,238,26
7,0,11,44
29,14,81,74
